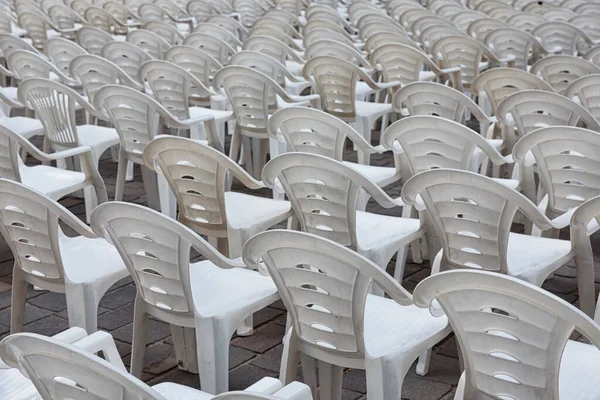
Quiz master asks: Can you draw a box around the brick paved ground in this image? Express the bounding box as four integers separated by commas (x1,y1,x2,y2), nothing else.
0,133,596,399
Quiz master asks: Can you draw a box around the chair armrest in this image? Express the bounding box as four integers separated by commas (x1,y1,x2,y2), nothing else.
243,377,283,394
72,331,127,372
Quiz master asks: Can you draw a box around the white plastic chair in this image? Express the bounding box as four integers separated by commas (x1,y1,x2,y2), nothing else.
586,45,600,65
213,65,319,178
6,49,78,88
187,0,217,24
0,330,313,399
506,11,547,32
432,35,512,91
101,41,153,88
495,89,600,151
466,17,506,41
302,56,399,164
17,12,61,50
84,6,124,34
570,15,600,44
90,201,280,394
207,14,250,41
242,35,306,76
103,1,141,34
0,179,126,334
413,269,600,399
532,21,592,56
138,59,233,146
195,23,243,49
76,26,114,55
484,27,545,70
262,152,424,280
529,55,600,94
364,31,420,54
47,4,81,40
126,29,170,59
542,7,577,21
243,229,451,400
471,67,555,117
566,74,600,121
402,169,580,294
267,106,401,188
142,20,185,45
43,37,88,83
183,33,237,65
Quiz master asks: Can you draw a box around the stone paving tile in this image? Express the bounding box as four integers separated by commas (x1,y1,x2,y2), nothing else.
0,143,594,400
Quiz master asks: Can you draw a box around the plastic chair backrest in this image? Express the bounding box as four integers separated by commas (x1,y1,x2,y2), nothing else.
570,15,600,43
163,45,222,88
242,35,303,64
17,12,48,49
138,3,169,22
0,35,41,60
183,33,236,65
76,26,114,55
0,333,169,399
532,21,591,56
414,269,600,400
484,27,542,70
213,65,289,136
432,35,499,87
48,4,77,33
262,153,396,250
194,23,242,48
243,229,413,359
84,6,116,33
101,41,152,86
304,39,371,68
566,74,600,121
187,0,216,23
471,68,555,114
267,106,370,160
142,20,184,45
529,55,600,95
71,0,93,17
381,115,505,176
450,11,487,32
466,18,506,41
44,37,88,78
392,81,492,127
496,89,600,137
513,126,600,216
126,29,170,59
229,50,293,91
506,11,547,32
401,169,552,273
364,31,420,53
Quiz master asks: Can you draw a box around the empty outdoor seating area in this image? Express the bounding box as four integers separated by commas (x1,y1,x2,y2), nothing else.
1,0,600,398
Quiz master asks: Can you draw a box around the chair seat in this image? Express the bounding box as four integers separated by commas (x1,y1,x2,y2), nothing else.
153,382,213,399
355,101,393,118
342,161,398,187
356,210,421,252
0,117,43,139
356,81,375,100
224,191,292,230
364,294,449,358
189,106,235,122
190,260,278,318
76,125,121,153
506,232,573,284
0,87,19,104
0,368,40,400
59,232,128,285
559,340,600,399
20,165,87,200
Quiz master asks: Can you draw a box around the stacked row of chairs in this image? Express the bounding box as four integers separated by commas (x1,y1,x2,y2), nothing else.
2,0,600,398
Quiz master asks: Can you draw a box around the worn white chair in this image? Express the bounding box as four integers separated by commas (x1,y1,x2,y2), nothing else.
138,59,233,146
101,41,152,88
506,11,547,32
267,106,401,189
242,35,306,76
495,89,600,151
243,229,451,399
207,15,250,41
484,27,545,70
213,65,319,178
529,55,600,94
76,26,114,55
0,330,313,399
302,56,399,164
43,37,88,83
262,152,424,281
126,29,170,59
90,201,280,394
419,25,467,56
471,67,555,117
142,20,185,45
402,169,584,302
0,179,126,334
183,33,237,65
364,31,420,54
85,6,126,35
187,0,217,23
432,35,513,91
18,77,119,170
566,74,600,121
143,135,293,261
6,49,78,90
17,12,61,50
570,15,600,44
413,269,600,399
532,21,592,56
103,1,141,34
195,23,243,49
466,17,506,40
451,10,488,32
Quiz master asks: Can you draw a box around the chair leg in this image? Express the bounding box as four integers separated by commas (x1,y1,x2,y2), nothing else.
83,185,98,224
126,161,134,182
130,296,149,378
318,361,343,400
365,355,412,400
393,244,410,283
158,173,177,219
65,283,99,333
416,348,432,376
242,136,253,176
115,151,128,202
10,266,27,334
171,325,199,373
574,253,596,318
141,165,160,211
300,353,319,400
195,317,231,394
356,116,372,165
280,329,300,385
